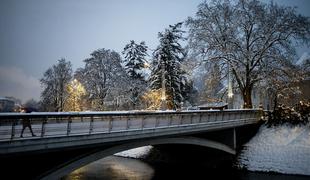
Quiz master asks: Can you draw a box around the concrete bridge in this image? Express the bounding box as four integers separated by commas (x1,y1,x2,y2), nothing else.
0,109,262,179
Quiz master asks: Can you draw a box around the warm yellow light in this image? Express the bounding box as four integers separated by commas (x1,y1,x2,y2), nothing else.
65,79,86,111
144,62,150,68
142,89,163,110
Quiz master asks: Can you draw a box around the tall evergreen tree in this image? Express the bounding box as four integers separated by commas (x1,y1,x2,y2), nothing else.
122,40,149,109
122,40,148,80
149,22,186,109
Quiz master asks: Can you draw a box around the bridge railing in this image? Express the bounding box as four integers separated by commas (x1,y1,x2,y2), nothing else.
0,110,262,141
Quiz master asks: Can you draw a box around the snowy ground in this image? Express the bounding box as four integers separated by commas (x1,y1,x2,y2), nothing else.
115,146,153,159
237,123,310,176
112,123,310,176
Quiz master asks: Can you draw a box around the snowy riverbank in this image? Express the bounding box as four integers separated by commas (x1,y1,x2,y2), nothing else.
237,123,310,176
114,124,310,176
115,146,153,159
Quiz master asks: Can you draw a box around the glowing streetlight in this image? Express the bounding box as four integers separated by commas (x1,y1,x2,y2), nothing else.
144,62,150,68
227,63,234,108
160,60,167,110
72,79,78,111
65,78,86,111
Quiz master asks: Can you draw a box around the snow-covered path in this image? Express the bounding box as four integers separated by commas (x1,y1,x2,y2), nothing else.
237,123,310,176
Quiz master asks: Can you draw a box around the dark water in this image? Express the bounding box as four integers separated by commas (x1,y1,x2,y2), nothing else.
63,155,309,180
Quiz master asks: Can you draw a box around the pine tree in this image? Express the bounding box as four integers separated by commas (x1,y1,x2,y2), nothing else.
122,40,149,109
149,22,186,109
122,40,148,80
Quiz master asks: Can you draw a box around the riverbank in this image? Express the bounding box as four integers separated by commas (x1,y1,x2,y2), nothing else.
237,123,310,176
115,123,310,176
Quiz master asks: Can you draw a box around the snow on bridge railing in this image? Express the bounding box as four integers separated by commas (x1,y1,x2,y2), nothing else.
0,109,262,141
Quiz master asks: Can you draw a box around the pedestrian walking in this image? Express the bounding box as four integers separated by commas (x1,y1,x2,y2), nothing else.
20,107,36,137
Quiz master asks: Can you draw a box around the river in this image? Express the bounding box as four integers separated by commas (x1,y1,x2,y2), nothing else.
63,155,309,180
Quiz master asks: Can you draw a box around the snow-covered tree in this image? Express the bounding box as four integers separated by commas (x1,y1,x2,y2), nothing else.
40,59,72,111
122,40,149,109
265,64,302,109
179,57,200,105
77,49,129,110
202,62,224,102
186,0,310,108
149,22,187,109
141,89,162,110
122,40,148,80
64,79,86,111
298,55,310,78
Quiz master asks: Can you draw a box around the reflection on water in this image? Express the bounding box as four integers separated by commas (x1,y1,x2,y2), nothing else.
64,155,310,180
63,156,154,180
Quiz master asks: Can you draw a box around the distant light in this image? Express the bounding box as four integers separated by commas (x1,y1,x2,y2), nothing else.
144,62,150,68
228,92,234,98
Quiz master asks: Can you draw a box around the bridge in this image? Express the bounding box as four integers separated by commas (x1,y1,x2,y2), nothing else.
0,109,262,179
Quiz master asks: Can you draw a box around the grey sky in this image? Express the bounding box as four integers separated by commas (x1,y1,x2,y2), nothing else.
0,0,309,103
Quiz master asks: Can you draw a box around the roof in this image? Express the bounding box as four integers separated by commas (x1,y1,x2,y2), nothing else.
198,102,228,108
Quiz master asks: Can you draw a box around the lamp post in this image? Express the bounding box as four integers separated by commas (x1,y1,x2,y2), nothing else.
227,63,234,109
160,60,167,110
72,79,78,111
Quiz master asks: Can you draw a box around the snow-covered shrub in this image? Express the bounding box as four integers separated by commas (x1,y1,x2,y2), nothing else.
267,101,310,126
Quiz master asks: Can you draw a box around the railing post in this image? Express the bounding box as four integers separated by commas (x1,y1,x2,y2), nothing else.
190,114,193,124
155,116,159,128
233,128,236,149
180,115,183,125
126,117,130,130
89,116,94,134
108,117,113,132
11,119,16,140
41,117,47,137
67,116,72,136
141,116,145,129
101,116,105,130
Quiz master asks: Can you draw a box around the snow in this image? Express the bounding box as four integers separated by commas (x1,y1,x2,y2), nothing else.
114,146,153,159
296,52,310,65
237,123,310,176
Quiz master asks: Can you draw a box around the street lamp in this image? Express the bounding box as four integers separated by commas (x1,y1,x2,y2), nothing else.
160,60,167,110
72,79,78,111
227,63,234,109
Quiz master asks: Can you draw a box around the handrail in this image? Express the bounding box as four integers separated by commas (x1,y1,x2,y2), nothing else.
0,109,262,141
0,109,262,118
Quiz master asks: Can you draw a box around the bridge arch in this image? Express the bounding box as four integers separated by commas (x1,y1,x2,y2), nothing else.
42,136,235,180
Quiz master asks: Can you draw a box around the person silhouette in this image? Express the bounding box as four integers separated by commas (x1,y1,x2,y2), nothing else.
20,107,36,137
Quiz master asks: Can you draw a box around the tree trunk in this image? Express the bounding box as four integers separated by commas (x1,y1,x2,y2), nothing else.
242,86,253,108
273,93,278,111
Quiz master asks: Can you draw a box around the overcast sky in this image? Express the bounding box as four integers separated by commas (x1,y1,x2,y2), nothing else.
0,0,309,103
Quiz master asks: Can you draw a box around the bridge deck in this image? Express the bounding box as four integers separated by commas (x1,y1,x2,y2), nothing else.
0,109,262,154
